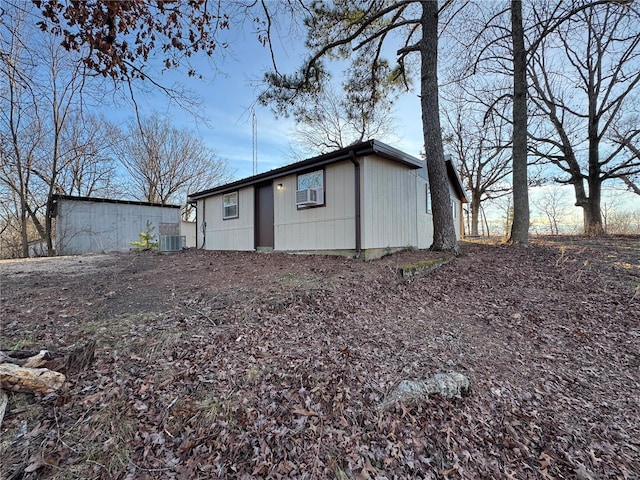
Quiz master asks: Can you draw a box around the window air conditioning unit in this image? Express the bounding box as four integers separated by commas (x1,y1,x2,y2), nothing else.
296,187,324,206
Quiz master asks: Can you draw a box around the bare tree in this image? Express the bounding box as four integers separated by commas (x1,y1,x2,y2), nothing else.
528,1,640,235
606,209,640,234
600,191,624,234
442,91,512,236
115,113,233,206
1,7,43,257
611,118,640,195
290,85,397,159
533,186,569,235
445,0,636,243
620,175,640,195
1,5,119,257
57,113,123,198
444,0,531,245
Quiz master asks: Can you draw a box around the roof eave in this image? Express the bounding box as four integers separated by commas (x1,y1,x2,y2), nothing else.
445,160,469,203
188,139,423,202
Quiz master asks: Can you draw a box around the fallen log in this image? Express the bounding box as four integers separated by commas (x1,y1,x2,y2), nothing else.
0,390,7,429
0,363,66,394
0,350,60,367
1,340,95,373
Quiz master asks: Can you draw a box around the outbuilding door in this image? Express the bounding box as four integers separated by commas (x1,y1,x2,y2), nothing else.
255,183,274,249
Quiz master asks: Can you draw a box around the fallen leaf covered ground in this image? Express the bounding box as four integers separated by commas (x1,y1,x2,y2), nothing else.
1,236,639,479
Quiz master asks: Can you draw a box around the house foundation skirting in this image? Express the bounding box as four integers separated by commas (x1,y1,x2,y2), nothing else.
268,246,414,261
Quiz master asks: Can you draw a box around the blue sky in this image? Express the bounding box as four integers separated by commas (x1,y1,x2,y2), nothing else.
115,20,425,181
101,12,637,219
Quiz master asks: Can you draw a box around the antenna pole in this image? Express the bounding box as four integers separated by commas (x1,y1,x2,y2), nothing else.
252,110,258,175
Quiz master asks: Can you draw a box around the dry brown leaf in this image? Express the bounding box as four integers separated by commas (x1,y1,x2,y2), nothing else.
24,454,45,473
539,451,553,470
291,407,320,417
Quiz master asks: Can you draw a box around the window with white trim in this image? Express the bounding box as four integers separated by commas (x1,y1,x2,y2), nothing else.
222,191,238,219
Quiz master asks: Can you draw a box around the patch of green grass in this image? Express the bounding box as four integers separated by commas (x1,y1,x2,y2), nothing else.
83,400,136,476
81,312,165,350
144,330,183,360
276,271,322,289
196,395,225,422
10,338,34,350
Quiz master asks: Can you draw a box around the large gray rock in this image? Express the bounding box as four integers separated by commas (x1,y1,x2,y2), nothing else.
380,372,470,410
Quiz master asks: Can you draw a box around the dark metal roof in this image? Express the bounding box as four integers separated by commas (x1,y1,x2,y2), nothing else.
446,160,469,203
187,139,424,201
52,194,182,209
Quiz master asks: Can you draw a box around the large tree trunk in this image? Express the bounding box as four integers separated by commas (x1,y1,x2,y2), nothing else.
421,0,458,252
583,179,604,235
509,0,530,246
470,193,481,236
45,194,55,256
584,81,604,236
20,202,29,258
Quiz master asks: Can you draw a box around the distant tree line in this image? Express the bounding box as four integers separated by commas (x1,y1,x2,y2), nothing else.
0,4,231,258
4,0,639,258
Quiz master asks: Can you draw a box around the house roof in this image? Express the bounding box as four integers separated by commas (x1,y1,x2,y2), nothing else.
52,194,182,209
188,139,423,202
446,160,469,203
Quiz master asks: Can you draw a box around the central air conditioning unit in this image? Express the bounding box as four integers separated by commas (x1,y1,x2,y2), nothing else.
160,235,186,252
296,187,324,206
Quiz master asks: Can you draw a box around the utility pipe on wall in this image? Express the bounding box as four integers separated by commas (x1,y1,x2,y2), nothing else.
349,150,361,259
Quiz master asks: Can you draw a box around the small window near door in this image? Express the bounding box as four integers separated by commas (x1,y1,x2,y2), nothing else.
223,191,238,219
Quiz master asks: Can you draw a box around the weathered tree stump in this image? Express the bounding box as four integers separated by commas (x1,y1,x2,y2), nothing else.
65,339,96,373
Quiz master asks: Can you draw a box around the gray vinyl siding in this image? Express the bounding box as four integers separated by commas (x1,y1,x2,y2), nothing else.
274,162,355,251
417,175,434,249
191,149,464,254
200,188,254,250
449,182,463,238
360,155,419,250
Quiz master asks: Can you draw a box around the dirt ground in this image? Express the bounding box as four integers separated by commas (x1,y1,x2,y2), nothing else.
1,236,639,479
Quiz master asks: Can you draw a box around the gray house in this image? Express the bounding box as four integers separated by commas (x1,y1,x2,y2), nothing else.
53,195,183,255
188,140,467,259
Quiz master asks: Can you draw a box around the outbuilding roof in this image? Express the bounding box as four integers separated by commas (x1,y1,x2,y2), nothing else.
52,194,182,210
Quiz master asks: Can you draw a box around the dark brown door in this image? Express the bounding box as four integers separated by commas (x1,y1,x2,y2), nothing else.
255,183,274,248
